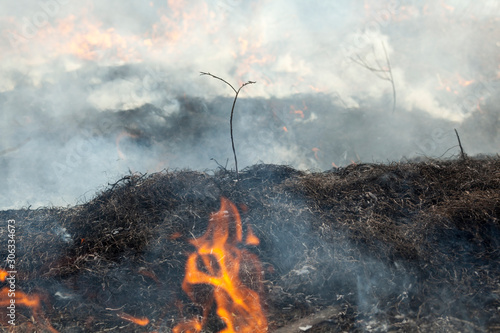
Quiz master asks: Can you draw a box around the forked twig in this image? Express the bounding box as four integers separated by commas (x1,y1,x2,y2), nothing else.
200,72,255,180
351,41,396,113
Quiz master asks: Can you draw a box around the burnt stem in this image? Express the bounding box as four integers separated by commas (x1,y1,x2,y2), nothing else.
454,128,466,160
200,72,255,180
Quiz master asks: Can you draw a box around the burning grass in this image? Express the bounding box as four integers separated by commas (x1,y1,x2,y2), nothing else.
0,156,499,332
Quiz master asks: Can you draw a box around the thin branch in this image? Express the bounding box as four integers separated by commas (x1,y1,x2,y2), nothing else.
381,42,396,114
351,55,388,75
200,72,256,180
200,71,238,94
351,41,396,113
454,128,466,160
210,158,229,171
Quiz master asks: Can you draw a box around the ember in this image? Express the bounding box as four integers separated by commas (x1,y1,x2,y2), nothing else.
174,197,267,333
117,312,149,326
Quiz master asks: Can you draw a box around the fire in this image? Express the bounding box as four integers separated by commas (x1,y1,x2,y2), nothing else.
0,269,57,332
0,287,40,308
437,73,475,93
0,268,41,308
290,102,308,119
457,74,474,87
174,198,267,333
312,147,320,160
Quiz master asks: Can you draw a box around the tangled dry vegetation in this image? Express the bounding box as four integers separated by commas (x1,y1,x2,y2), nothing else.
0,156,499,332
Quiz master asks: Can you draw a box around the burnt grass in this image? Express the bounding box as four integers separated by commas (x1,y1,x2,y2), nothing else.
0,156,499,332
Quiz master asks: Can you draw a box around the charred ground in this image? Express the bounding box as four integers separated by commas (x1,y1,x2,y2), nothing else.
0,156,499,332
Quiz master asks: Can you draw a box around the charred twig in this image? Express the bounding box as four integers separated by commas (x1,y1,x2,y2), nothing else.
201,71,255,180
210,157,229,172
454,128,466,160
351,41,396,113
107,172,147,191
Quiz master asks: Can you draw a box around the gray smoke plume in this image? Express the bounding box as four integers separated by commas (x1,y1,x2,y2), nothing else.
0,0,499,209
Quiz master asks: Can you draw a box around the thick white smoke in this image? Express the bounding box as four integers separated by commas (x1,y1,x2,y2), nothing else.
0,0,499,208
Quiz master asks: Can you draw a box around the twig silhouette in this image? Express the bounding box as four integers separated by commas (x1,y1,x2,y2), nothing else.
351,41,396,113
454,128,467,160
200,72,255,180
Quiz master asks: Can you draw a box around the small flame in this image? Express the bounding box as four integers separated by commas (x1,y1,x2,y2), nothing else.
437,73,475,92
0,269,57,332
0,287,40,308
174,198,267,333
245,225,260,246
290,102,308,119
457,74,474,87
0,269,40,308
312,147,320,160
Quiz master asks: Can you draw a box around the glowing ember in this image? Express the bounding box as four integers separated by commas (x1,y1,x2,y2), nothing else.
312,147,320,160
245,225,260,247
174,197,267,333
117,312,149,326
290,103,307,119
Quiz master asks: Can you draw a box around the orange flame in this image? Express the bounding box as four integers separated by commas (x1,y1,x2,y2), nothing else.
0,287,40,308
174,198,267,333
245,225,260,246
290,102,308,119
0,269,57,332
457,74,474,87
312,147,320,160
0,269,40,308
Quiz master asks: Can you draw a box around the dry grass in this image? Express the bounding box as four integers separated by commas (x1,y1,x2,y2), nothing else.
0,156,499,332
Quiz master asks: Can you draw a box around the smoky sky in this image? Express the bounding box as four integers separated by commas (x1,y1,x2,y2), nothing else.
0,0,499,209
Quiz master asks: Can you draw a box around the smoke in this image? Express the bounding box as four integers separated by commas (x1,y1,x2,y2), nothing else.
0,0,499,209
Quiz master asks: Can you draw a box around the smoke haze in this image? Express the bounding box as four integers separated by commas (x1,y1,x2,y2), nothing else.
0,0,499,209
